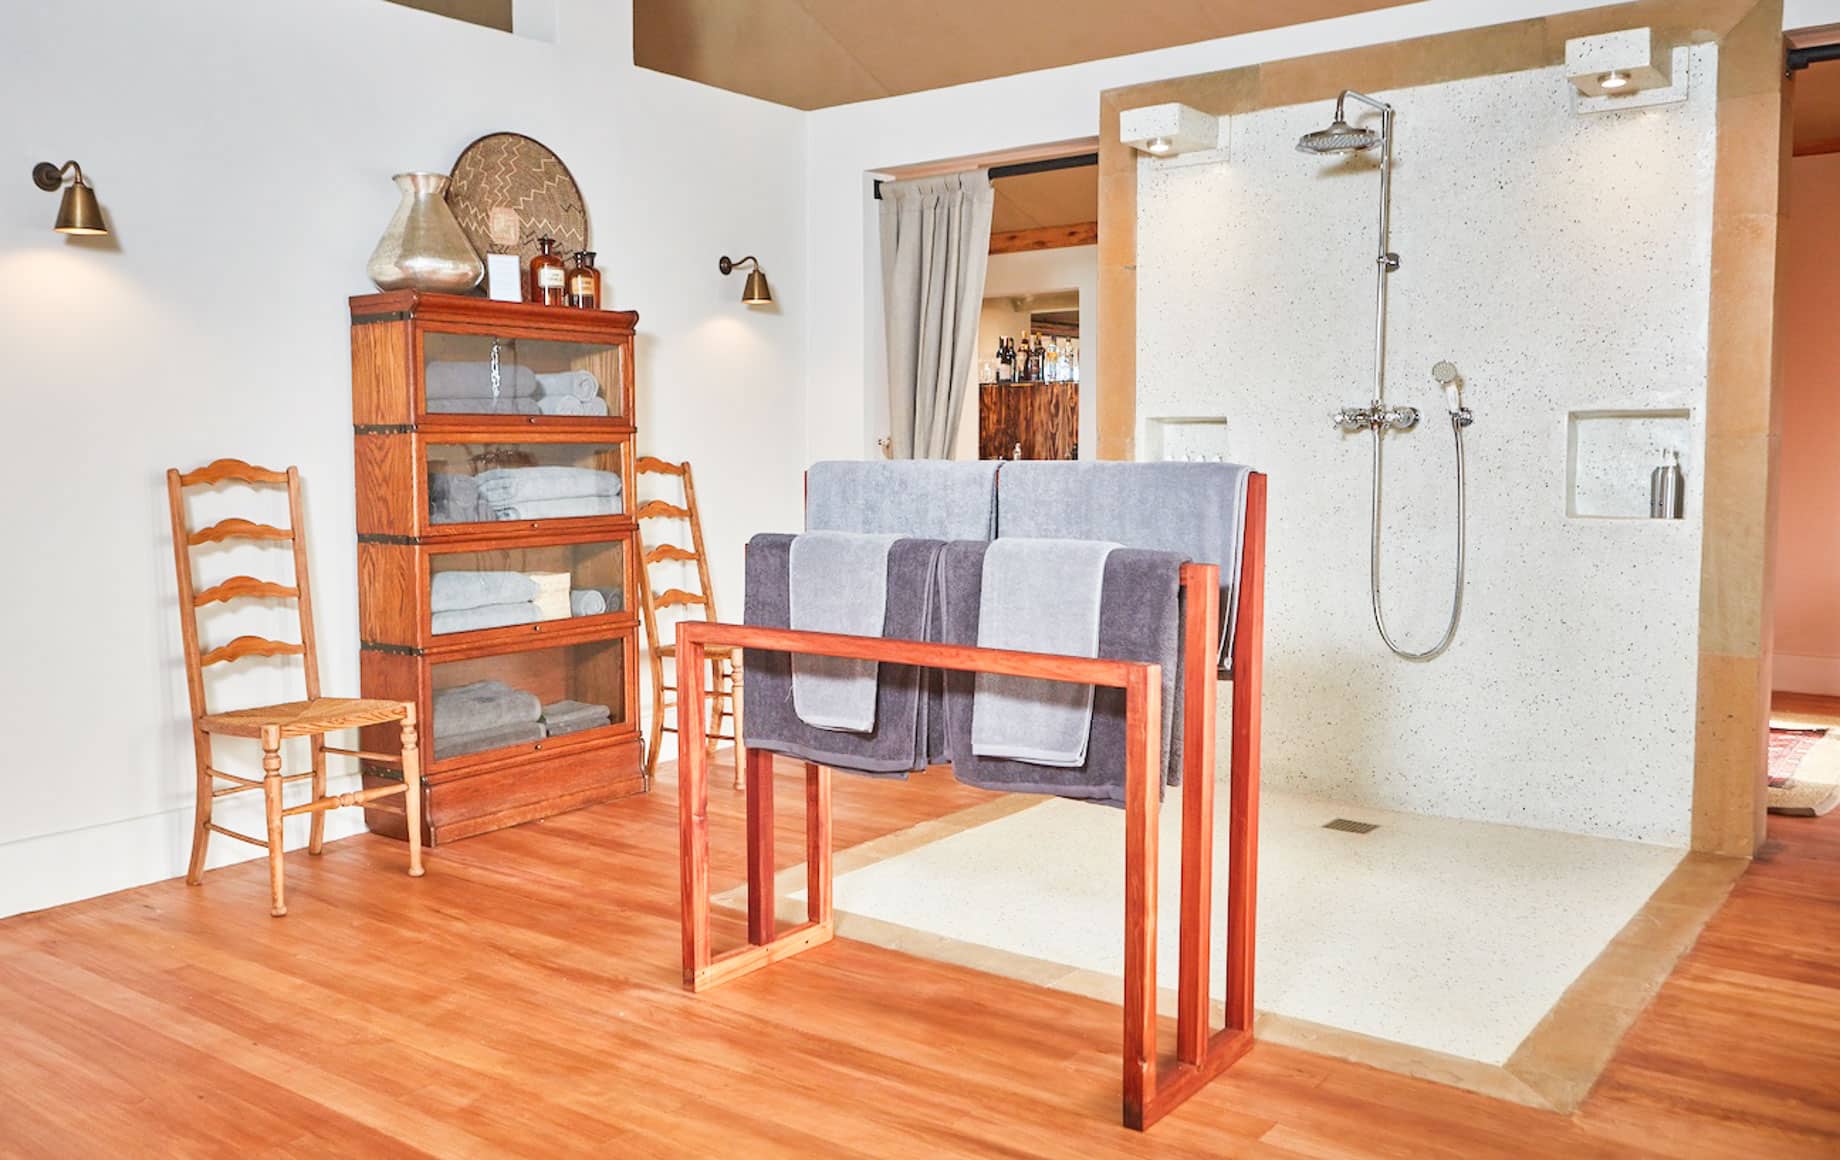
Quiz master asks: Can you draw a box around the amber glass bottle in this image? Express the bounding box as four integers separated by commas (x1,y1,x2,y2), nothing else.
567,251,601,310
529,237,567,306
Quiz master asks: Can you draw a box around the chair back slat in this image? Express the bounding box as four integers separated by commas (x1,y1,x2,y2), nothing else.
199,635,308,667
651,588,709,610
189,518,293,546
644,544,698,565
193,576,301,606
178,458,290,487
635,500,692,521
166,462,321,715
635,456,688,477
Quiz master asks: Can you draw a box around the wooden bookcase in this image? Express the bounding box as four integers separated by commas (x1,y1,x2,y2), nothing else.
349,291,645,845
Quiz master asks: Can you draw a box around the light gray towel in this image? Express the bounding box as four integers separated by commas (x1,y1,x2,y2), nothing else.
970,538,1119,766
534,395,610,417
490,494,622,521
789,531,903,732
806,461,999,540
476,466,622,504
570,589,607,616
431,571,541,613
426,397,540,415
541,699,613,732
432,680,542,738
424,360,538,401
434,720,545,762
996,461,1252,672
430,602,542,635
428,472,491,525
534,370,600,400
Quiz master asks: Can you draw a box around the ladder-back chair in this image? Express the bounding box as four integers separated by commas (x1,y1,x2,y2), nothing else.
636,457,742,789
166,459,423,916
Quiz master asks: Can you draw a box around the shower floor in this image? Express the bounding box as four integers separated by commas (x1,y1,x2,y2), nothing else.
718,780,1739,1110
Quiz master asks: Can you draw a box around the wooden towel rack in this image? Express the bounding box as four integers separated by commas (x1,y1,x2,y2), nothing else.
676,473,1266,1131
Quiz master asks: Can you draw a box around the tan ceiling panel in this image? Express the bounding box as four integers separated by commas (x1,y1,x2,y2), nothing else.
633,0,1418,110
1794,62,1840,154
990,165,1100,233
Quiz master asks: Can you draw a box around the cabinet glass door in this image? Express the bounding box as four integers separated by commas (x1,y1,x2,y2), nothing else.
427,441,626,527
421,332,626,421
429,635,630,764
427,537,629,636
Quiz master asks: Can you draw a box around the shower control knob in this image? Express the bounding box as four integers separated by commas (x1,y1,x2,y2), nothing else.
1381,405,1419,431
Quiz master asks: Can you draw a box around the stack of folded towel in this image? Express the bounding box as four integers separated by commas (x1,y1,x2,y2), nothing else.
529,571,573,620
569,587,624,616
429,472,492,525
533,370,609,417
476,466,623,521
433,680,544,760
424,360,540,414
541,699,613,737
430,571,541,635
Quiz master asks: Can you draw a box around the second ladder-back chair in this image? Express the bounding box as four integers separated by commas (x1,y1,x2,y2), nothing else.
636,457,742,789
167,459,423,916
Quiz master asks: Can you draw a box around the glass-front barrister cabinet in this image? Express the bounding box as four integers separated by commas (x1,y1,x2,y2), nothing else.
350,291,643,844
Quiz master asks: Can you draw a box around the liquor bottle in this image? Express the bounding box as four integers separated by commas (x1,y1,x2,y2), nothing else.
530,237,567,306
1034,334,1047,382
995,338,1009,383
566,251,601,310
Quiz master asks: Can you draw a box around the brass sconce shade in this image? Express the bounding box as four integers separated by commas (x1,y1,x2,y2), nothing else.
33,160,108,235
718,255,773,305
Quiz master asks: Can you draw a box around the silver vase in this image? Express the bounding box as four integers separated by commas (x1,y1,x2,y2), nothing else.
367,172,483,293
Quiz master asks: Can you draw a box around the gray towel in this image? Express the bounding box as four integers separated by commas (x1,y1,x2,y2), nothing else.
434,720,545,762
490,495,622,521
476,466,622,504
743,534,943,776
431,571,540,613
789,531,902,732
806,460,999,540
970,538,1119,766
939,542,1186,806
541,699,613,736
428,472,491,525
569,587,624,616
535,396,610,417
432,680,542,738
426,397,540,415
430,602,542,635
424,360,538,400
996,461,1251,671
534,370,599,400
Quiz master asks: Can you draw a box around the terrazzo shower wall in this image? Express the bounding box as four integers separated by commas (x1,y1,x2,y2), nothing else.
1136,47,1718,845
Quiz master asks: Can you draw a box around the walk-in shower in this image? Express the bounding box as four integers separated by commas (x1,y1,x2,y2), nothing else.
1301,90,1473,661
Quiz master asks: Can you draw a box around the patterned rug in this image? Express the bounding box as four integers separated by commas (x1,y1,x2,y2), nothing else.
1768,728,1827,787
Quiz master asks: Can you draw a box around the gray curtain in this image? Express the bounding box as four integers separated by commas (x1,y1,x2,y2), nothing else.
878,171,995,459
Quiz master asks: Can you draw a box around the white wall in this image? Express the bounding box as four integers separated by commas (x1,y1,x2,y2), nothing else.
0,0,807,917
1137,50,1717,844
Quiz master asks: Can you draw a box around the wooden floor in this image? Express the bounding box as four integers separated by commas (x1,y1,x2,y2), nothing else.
1,745,1837,1157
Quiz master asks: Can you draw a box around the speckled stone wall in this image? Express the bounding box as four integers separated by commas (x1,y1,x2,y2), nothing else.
1134,48,1720,844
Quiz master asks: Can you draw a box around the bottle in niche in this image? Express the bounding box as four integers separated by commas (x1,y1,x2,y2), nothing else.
995,338,1012,383
530,237,567,306
567,251,601,310
1034,334,1047,381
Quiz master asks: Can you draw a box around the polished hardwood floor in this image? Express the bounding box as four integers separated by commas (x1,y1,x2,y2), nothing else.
1,745,1836,1157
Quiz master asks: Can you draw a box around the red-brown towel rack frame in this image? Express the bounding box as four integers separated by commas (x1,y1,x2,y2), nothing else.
676,472,1266,1131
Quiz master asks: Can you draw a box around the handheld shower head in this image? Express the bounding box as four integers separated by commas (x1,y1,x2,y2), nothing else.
1432,361,1467,416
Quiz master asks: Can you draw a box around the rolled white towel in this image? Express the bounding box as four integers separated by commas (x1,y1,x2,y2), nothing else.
534,370,600,401
570,589,607,616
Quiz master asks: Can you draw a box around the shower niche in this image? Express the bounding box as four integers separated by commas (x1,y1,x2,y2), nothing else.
1144,415,1231,462
1565,408,1694,519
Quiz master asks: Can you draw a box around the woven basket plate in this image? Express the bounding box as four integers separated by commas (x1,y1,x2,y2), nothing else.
446,132,588,272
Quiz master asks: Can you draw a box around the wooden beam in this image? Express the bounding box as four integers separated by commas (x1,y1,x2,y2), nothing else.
990,221,1097,255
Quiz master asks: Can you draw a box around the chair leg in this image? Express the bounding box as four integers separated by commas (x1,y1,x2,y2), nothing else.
260,726,287,918
307,736,328,856
401,709,425,878
645,657,667,787
730,659,746,792
186,729,213,886
708,657,730,756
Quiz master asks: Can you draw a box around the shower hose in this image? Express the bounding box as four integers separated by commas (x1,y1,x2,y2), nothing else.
1368,411,1467,662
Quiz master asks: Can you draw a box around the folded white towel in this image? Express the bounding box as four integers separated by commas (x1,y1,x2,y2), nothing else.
534,370,600,401
535,395,610,417
476,466,622,505
489,495,621,521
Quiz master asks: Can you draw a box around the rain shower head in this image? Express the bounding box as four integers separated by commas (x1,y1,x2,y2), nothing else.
1296,119,1380,154
1297,89,1392,155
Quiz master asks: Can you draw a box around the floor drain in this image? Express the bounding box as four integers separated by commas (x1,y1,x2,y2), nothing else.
1323,818,1379,834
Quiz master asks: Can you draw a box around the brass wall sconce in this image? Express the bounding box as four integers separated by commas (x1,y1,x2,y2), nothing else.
718,255,772,305
32,160,108,235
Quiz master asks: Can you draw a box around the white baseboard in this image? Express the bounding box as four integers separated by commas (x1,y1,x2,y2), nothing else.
1774,653,1840,698
0,772,369,920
